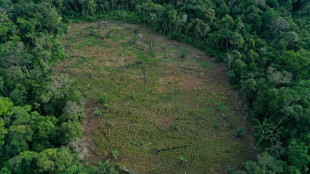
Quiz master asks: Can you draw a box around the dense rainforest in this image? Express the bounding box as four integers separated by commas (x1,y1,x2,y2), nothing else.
0,0,309,173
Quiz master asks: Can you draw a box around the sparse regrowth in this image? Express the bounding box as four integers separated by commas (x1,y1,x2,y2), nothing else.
111,149,119,159
57,20,255,173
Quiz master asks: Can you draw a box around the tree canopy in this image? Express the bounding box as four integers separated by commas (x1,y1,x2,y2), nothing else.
1,0,310,173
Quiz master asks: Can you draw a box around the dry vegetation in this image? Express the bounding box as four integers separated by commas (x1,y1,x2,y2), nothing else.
56,20,256,173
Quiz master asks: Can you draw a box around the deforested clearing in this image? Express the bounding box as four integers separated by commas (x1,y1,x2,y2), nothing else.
56,20,256,173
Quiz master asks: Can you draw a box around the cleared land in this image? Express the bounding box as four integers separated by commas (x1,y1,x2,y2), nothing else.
56,20,256,173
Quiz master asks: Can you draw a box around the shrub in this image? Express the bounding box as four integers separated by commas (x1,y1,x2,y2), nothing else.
99,94,108,103
216,103,227,113
180,51,187,58
104,103,109,109
93,110,102,116
172,123,179,131
111,149,119,159
214,124,219,129
234,128,245,138
178,156,188,165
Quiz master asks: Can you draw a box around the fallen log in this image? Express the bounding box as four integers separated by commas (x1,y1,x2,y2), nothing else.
154,145,187,155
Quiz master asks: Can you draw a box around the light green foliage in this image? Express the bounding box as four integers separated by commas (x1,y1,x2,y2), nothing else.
1,151,38,174
87,0,97,15
111,149,119,160
0,97,13,146
233,59,246,74
242,152,285,174
60,101,85,122
107,121,112,126
30,113,58,151
59,121,82,144
37,148,74,173
93,110,103,116
278,50,310,80
6,124,33,155
1,149,117,174
178,156,188,165
99,94,108,104
0,97,13,116
104,103,109,109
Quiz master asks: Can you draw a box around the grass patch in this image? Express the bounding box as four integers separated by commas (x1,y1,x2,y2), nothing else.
196,59,215,67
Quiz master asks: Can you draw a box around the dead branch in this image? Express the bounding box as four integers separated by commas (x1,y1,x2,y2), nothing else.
91,107,99,119
96,20,105,30
102,130,110,142
202,127,216,138
154,145,187,155
143,65,147,83
119,168,133,174
87,146,104,160
184,159,193,174
124,80,136,89
154,158,165,170
89,32,104,40
133,131,139,140
150,38,154,52
129,140,152,151
220,113,229,120
182,67,201,73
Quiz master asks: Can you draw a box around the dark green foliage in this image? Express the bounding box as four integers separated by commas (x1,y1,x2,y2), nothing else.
0,2,120,173
234,128,246,138
172,122,179,131
287,139,310,172
1,0,310,173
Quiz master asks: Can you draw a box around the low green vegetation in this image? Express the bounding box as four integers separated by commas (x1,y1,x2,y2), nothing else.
234,128,246,138
1,0,309,173
93,110,103,116
178,156,188,165
111,149,119,160
58,20,255,173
